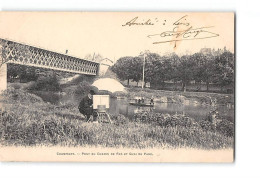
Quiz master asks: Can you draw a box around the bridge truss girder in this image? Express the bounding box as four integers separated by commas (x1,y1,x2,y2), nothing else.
0,38,99,75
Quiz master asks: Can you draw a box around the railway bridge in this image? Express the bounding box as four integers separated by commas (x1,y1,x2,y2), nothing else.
0,38,99,91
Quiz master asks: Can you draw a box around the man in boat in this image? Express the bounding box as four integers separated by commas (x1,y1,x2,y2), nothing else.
150,97,154,105
78,90,96,122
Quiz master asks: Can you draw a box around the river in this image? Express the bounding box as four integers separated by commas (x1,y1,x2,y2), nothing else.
33,91,234,122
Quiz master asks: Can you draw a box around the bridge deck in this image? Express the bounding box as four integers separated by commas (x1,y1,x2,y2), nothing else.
0,38,99,75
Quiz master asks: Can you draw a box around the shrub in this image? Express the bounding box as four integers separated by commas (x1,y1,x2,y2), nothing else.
198,119,215,132
31,72,61,91
110,114,129,126
9,83,22,90
133,112,199,129
216,120,234,137
74,81,92,95
133,111,234,138
1,87,43,103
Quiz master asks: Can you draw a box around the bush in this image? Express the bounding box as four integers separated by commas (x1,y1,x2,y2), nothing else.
133,112,199,128
133,111,234,138
198,119,215,132
1,87,43,104
31,72,61,91
74,81,92,95
216,120,234,137
9,83,22,90
110,114,129,126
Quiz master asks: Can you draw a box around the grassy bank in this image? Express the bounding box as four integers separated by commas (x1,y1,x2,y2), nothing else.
0,88,234,149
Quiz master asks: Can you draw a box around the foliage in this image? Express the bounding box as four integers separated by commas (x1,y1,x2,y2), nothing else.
29,71,61,91
215,119,234,137
191,53,215,90
7,63,76,84
84,53,103,62
1,87,43,104
110,114,130,126
73,81,92,95
111,56,142,85
7,64,37,82
160,53,180,82
133,112,234,137
111,48,234,92
213,52,235,89
175,55,197,90
143,53,162,84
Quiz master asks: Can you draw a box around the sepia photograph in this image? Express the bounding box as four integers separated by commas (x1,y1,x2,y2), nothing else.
0,12,234,162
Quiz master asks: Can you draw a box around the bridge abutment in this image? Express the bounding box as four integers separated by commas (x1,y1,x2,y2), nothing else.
0,64,7,92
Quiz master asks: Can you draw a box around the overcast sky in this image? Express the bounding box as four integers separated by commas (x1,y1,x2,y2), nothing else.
0,12,234,62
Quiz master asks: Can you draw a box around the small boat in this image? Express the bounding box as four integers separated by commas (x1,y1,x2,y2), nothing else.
129,53,154,108
129,97,154,107
129,102,154,107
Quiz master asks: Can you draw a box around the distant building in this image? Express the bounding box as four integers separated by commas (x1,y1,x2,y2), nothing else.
200,48,212,55
98,58,114,76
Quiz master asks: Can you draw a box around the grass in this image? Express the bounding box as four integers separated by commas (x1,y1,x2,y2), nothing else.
0,88,234,149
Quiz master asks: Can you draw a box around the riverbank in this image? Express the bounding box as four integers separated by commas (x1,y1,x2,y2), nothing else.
123,87,234,106
8,81,234,106
0,88,234,149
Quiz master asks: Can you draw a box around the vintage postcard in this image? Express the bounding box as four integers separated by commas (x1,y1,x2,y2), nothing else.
0,12,234,162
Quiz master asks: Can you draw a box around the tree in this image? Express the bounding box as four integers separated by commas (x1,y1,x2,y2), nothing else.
111,48,234,93
111,56,133,86
143,53,161,88
130,57,142,85
84,53,104,62
161,53,180,83
32,70,61,91
192,52,214,91
111,56,143,86
213,52,234,91
7,64,37,83
176,55,197,91
112,52,180,89
7,64,20,82
203,59,215,91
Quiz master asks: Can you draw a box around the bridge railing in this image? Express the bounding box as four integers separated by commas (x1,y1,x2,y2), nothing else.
0,38,99,75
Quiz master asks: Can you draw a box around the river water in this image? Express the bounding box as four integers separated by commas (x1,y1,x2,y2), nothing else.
33,91,234,122
109,98,234,121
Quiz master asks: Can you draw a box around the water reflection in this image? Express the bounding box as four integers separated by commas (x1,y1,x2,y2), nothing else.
32,91,234,122
108,98,234,122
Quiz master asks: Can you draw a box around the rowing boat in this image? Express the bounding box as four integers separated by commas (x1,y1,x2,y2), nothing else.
129,102,154,107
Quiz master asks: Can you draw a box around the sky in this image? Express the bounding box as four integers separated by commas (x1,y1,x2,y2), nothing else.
0,12,234,62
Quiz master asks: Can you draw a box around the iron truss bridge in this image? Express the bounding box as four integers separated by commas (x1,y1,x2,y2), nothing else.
0,38,99,75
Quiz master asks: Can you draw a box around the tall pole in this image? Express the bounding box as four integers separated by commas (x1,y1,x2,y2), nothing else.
142,54,145,89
